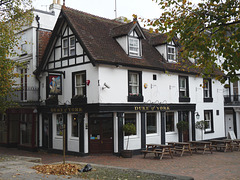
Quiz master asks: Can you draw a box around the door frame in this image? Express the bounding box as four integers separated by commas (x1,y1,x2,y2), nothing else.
88,113,114,154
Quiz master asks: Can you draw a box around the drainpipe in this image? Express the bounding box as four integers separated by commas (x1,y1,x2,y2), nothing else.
35,15,41,148
35,15,40,101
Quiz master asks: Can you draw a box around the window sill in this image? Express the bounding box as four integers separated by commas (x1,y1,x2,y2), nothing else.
204,98,213,102
128,95,144,102
179,97,190,102
204,130,214,134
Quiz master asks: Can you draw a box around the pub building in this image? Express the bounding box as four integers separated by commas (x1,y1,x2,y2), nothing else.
35,6,225,155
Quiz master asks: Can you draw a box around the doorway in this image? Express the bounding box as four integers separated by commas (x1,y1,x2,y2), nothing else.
89,113,113,154
225,114,234,136
42,115,49,149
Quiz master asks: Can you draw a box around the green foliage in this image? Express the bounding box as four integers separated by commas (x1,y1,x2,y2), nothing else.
176,121,189,131
195,120,208,130
0,0,33,113
145,0,240,83
123,123,136,136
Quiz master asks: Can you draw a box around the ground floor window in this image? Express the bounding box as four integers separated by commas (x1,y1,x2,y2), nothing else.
71,114,79,137
56,114,63,136
204,110,214,133
146,113,157,134
166,112,175,132
20,114,33,145
124,113,137,136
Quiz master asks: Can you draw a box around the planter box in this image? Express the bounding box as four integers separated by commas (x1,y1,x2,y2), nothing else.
45,97,58,105
121,150,133,158
71,97,87,105
128,96,144,102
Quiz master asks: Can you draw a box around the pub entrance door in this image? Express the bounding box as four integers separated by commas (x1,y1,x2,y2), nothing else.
89,113,113,154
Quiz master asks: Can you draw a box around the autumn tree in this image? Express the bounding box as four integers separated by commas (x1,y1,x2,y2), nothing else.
0,0,33,113
146,0,240,83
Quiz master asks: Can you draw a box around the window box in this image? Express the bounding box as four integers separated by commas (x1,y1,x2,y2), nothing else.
179,97,190,102
204,98,213,102
45,96,58,105
71,95,87,105
128,94,143,102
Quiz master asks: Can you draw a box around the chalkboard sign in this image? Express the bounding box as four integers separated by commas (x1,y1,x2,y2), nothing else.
228,131,236,140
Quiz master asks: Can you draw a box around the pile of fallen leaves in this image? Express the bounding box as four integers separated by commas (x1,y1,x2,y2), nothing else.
32,163,83,176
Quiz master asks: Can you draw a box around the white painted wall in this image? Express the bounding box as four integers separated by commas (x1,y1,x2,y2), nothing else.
116,36,128,54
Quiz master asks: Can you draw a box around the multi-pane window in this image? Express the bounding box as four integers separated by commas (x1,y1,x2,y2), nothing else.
129,37,139,56
166,112,175,132
129,72,139,95
69,37,75,56
124,113,137,136
62,36,75,57
167,46,175,61
203,79,211,98
20,33,27,55
75,72,86,96
128,30,141,57
56,114,63,136
146,113,157,134
204,110,213,133
71,114,79,137
179,76,187,97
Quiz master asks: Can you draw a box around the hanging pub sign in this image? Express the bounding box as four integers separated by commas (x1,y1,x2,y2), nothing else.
48,74,62,95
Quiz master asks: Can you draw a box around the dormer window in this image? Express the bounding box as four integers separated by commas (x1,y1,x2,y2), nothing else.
167,46,175,61
128,30,141,57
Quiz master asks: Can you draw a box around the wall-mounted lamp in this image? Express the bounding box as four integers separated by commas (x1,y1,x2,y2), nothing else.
195,112,200,119
102,83,110,90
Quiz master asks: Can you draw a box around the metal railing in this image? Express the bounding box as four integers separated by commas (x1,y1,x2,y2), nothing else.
224,95,240,104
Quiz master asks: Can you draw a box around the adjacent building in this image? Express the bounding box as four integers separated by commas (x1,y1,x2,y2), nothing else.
0,1,61,150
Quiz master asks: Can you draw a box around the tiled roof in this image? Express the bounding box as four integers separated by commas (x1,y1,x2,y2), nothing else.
38,6,222,76
62,6,166,71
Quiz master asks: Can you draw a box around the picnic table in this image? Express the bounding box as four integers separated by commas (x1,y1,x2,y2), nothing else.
167,142,192,157
230,139,240,151
210,139,233,152
141,144,173,160
189,141,213,154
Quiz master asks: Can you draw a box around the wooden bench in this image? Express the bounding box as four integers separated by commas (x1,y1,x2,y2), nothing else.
142,144,173,160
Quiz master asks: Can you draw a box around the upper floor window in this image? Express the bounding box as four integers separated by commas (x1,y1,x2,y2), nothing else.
73,71,86,97
20,33,27,55
62,36,75,57
128,71,143,102
128,30,141,57
204,110,214,133
179,76,190,102
203,78,213,102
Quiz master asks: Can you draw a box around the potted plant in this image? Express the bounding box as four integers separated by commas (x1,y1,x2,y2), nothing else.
195,120,207,140
121,123,136,158
176,121,189,142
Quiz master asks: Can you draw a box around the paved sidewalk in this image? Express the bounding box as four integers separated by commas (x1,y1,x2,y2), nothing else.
1,146,240,180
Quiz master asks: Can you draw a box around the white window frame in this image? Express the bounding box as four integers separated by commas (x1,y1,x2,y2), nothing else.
56,114,63,137
129,37,140,56
146,112,158,135
166,111,176,133
69,36,75,56
75,72,85,96
204,111,212,132
62,38,68,57
123,113,138,137
62,36,75,57
179,77,187,97
167,46,176,61
203,79,210,98
71,114,79,138
129,72,139,95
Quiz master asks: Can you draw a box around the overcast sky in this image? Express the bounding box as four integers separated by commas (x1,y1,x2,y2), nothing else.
32,0,163,20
